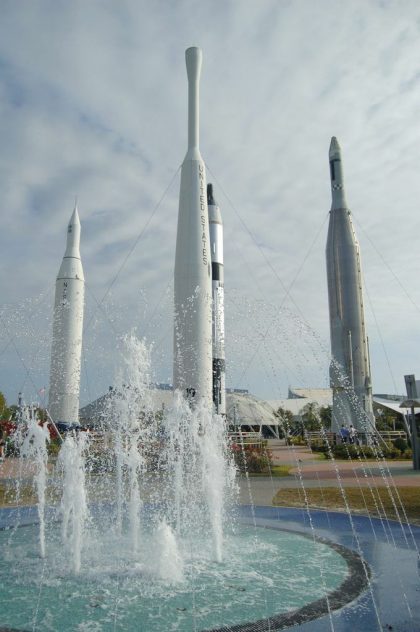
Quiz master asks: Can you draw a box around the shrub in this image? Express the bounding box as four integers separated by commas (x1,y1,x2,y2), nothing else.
4,437,19,457
330,444,353,459
232,444,273,473
327,443,407,460
311,444,328,454
289,436,305,446
393,438,408,453
384,446,401,459
47,439,61,457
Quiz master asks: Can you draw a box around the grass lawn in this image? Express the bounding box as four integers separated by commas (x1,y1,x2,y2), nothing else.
272,486,420,524
0,482,36,506
248,465,293,477
0,482,62,507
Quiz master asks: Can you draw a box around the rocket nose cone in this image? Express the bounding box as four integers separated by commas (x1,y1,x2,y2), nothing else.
185,46,202,82
329,136,341,158
65,205,81,255
69,205,81,228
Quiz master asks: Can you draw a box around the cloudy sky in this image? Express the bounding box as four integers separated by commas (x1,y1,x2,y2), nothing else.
1,0,420,408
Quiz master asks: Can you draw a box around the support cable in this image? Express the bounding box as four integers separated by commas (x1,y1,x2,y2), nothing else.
207,163,329,385
83,165,181,335
353,214,420,315
363,279,398,394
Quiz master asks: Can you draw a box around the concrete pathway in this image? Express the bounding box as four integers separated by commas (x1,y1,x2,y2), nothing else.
0,457,53,479
2,442,419,510
238,441,420,506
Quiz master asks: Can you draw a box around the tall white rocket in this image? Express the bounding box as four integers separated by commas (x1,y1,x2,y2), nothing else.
48,206,85,425
326,137,374,433
173,47,212,409
208,183,226,415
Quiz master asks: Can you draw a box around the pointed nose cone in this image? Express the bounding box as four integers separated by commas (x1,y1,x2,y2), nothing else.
329,136,341,158
329,136,348,209
69,205,81,229
64,205,81,258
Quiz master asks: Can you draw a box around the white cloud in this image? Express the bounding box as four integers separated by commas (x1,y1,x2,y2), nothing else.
2,0,420,405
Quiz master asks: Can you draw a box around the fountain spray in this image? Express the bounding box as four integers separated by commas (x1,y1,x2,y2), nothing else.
20,406,50,558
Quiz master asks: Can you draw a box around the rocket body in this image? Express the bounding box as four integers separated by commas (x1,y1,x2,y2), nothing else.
48,207,85,425
326,138,374,433
173,47,212,409
208,183,226,415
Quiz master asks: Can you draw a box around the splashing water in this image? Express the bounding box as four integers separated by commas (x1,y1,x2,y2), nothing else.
156,518,184,582
3,325,420,631
58,431,89,573
42,332,238,579
163,392,237,563
20,407,50,558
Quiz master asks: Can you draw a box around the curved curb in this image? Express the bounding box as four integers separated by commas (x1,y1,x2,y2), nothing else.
205,526,370,632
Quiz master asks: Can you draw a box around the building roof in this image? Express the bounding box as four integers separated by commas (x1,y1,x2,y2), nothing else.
79,386,174,428
80,386,279,427
80,385,415,429
373,395,420,415
288,387,333,405
226,392,278,426
269,388,332,418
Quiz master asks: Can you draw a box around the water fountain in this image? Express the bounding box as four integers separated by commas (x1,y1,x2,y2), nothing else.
0,334,373,632
1,300,420,631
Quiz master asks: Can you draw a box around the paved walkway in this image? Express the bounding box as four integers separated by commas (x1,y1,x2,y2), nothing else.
239,441,420,506
2,442,419,509
0,458,42,479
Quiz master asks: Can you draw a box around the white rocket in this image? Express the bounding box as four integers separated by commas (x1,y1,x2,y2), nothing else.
173,47,212,409
48,206,85,425
326,137,374,433
207,183,226,415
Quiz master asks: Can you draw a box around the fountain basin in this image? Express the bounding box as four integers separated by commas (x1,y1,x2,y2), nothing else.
0,505,372,632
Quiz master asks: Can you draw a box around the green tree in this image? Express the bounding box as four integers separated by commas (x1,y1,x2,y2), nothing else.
0,392,6,414
274,407,294,437
37,408,48,423
301,402,321,431
319,405,332,430
6,404,18,421
374,407,403,432
0,392,9,419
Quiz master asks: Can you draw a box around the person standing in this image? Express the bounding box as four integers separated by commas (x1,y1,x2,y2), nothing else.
340,424,349,444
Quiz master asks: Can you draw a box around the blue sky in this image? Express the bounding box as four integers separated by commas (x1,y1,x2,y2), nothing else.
1,0,420,407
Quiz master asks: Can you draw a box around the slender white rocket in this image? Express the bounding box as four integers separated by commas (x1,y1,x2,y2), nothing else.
48,206,85,425
208,183,226,415
173,47,212,409
326,137,374,433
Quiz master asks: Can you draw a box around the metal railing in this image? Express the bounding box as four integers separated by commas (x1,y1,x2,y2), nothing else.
306,431,336,445
306,429,407,447
377,430,407,441
228,431,263,448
